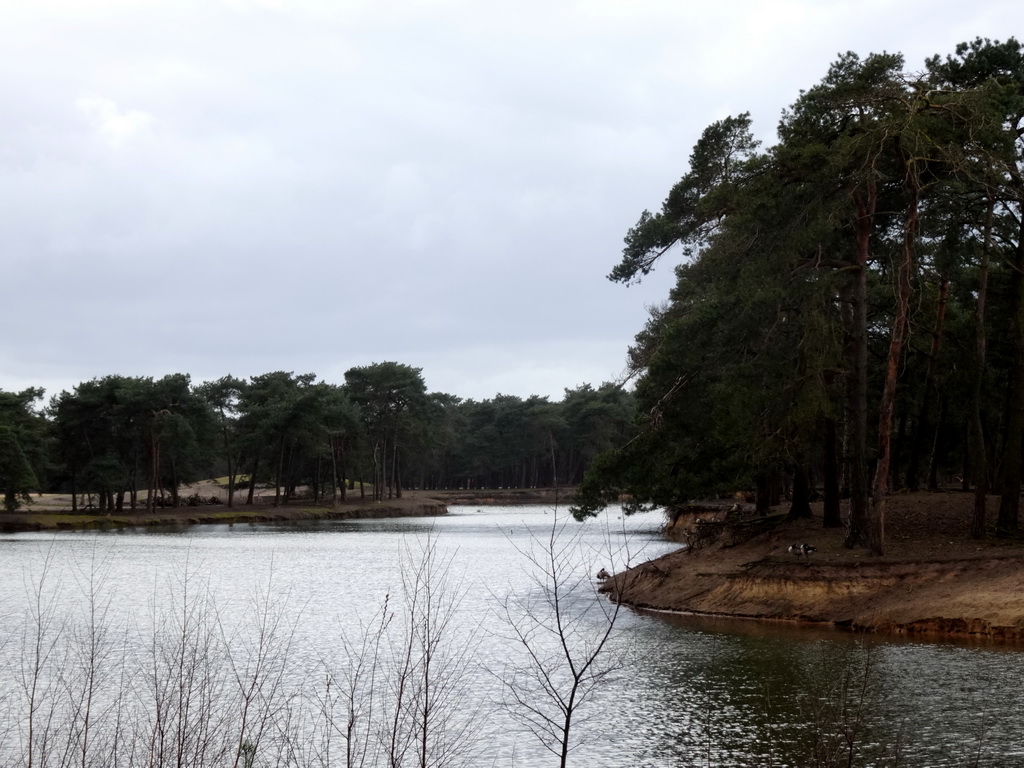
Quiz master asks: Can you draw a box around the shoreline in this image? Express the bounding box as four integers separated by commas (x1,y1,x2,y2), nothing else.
606,492,1024,642
631,598,1024,644
1,494,449,533
0,485,569,533
14,486,1022,643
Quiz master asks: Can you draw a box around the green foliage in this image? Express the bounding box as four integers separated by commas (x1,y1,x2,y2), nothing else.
611,113,761,284
0,425,37,511
48,375,216,510
0,388,45,511
33,365,638,507
578,39,1024,543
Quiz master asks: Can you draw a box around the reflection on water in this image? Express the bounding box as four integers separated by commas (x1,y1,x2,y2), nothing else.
1,504,1022,767
617,613,1024,767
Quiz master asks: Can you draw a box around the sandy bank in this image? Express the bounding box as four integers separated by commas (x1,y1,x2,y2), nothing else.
1,485,448,532
606,492,1024,641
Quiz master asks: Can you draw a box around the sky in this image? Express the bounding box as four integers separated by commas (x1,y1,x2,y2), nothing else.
0,0,1018,403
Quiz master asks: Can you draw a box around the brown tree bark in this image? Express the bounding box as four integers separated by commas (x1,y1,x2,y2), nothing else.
971,200,994,538
868,171,919,556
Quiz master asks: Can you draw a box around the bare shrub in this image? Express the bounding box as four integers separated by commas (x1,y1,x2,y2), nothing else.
294,534,483,768
799,646,904,768
496,510,635,768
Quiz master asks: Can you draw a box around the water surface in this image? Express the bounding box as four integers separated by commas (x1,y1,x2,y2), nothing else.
1,505,1021,767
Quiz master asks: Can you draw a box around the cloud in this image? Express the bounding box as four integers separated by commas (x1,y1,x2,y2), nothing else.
77,95,157,147
0,0,1016,401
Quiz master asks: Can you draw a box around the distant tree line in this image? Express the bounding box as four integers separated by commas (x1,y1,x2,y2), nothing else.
573,38,1024,554
0,363,635,512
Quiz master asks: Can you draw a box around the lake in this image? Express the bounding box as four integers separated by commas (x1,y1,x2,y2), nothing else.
1,504,1022,767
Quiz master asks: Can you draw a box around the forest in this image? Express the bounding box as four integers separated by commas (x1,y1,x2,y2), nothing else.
4,39,1024,562
573,38,1024,556
0,365,634,514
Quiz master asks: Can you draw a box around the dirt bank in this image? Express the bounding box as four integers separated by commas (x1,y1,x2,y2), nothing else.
1,485,447,532
606,492,1024,641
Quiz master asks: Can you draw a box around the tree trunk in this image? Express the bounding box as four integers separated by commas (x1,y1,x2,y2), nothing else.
246,457,259,505
130,450,139,510
755,474,771,516
274,437,286,508
906,275,949,491
375,438,385,502
147,432,160,514
845,184,875,549
926,398,946,491
339,441,348,502
330,438,340,506
169,457,179,507
823,417,842,527
394,440,401,499
224,423,235,509
314,453,322,505
997,218,1024,536
382,436,390,501
868,173,918,556
787,464,813,520
971,201,993,538
284,441,296,505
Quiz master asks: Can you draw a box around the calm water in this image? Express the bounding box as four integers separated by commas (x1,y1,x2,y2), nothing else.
1,505,1023,767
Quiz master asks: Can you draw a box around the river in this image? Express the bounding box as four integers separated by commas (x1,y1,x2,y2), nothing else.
1,504,1022,767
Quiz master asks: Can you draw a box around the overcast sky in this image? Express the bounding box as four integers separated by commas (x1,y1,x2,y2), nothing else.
0,0,1017,403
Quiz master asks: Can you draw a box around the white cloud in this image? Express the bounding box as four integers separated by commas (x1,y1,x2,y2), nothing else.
77,95,157,147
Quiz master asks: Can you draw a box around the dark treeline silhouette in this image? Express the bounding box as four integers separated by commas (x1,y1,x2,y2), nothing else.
0,362,635,511
574,39,1024,555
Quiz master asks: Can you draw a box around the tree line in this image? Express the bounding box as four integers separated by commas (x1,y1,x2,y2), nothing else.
574,38,1024,555
0,363,635,512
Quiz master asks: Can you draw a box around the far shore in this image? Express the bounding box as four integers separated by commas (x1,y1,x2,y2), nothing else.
0,495,448,533
0,485,573,533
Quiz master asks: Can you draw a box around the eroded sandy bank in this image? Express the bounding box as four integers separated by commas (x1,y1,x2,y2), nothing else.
606,493,1024,640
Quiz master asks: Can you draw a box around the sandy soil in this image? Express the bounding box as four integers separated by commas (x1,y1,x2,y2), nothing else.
22,484,566,512
607,491,1024,641
3,483,448,531
5,484,568,530
22,479,301,511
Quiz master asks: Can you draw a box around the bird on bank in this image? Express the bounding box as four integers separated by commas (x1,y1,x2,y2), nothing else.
788,543,817,561
596,568,611,580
